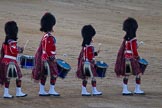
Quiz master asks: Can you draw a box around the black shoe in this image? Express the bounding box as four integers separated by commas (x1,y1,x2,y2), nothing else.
92,93,102,96
122,93,133,96
50,94,60,96
82,94,91,96
39,94,50,96
134,93,145,95
4,96,14,99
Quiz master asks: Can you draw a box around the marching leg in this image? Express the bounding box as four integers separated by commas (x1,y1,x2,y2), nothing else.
3,79,14,98
39,76,49,96
81,79,91,96
134,76,145,95
49,77,60,96
91,79,102,96
16,79,27,97
122,77,133,96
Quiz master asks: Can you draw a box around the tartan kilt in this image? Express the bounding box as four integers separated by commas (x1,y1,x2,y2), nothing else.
43,60,59,77
32,59,59,80
114,40,143,76
129,58,143,75
76,49,98,79
32,43,59,80
0,60,22,85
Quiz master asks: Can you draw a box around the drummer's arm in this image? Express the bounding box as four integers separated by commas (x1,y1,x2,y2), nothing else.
94,48,100,56
94,45,100,56
17,46,24,53
94,52,98,56
132,40,139,59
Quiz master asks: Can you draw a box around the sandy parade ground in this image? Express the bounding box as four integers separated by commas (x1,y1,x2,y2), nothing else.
0,0,162,108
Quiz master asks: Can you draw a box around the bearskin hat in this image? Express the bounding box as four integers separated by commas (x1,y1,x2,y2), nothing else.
123,17,138,40
4,21,18,44
81,25,96,47
40,12,56,32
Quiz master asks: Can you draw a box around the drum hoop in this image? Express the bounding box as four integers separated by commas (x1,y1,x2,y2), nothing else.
139,62,148,65
20,55,34,69
56,59,71,70
96,61,108,68
96,65,108,68
139,59,148,65
21,55,34,59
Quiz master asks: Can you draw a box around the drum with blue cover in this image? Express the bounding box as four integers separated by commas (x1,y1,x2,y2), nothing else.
138,58,148,73
56,59,71,79
95,61,108,78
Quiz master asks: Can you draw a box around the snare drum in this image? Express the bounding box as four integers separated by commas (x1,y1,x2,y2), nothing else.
56,59,71,79
138,58,148,73
95,61,108,78
20,55,35,69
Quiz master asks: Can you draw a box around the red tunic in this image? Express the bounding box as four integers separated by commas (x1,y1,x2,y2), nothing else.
41,33,56,60
2,41,18,64
32,33,58,81
83,45,95,61
76,45,98,79
124,38,139,59
0,40,22,85
114,38,143,76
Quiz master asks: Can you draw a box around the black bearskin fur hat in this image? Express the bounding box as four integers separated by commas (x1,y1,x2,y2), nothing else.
40,12,56,32
81,25,96,47
4,21,18,44
123,17,138,40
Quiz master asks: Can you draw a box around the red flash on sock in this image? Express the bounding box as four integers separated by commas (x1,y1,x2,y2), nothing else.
16,80,21,87
50,77,56,85
40,76,47,85
82,80,87,87
136,77,141,84
92,80,96,87
123,77,128,84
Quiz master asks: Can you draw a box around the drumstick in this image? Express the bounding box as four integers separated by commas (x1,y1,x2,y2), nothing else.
98,43,102,53
98,43,102,49
24,40,29,50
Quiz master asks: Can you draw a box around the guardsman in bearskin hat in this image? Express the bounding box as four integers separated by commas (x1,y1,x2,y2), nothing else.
76,25,102,96
32,12,60,96
0,21,27,98
115,17,145,95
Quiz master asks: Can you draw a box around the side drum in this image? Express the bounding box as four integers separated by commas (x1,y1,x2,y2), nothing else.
138,58,148,73
20,55,35,69
95,61,108,78
56,59,71,79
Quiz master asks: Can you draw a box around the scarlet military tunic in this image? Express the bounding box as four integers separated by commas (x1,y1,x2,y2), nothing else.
0,40,22,85
76,45,98,79
41,33,56,60
32,33,58,80
84,45,95,61
124,38,139,59
115,37,142,76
